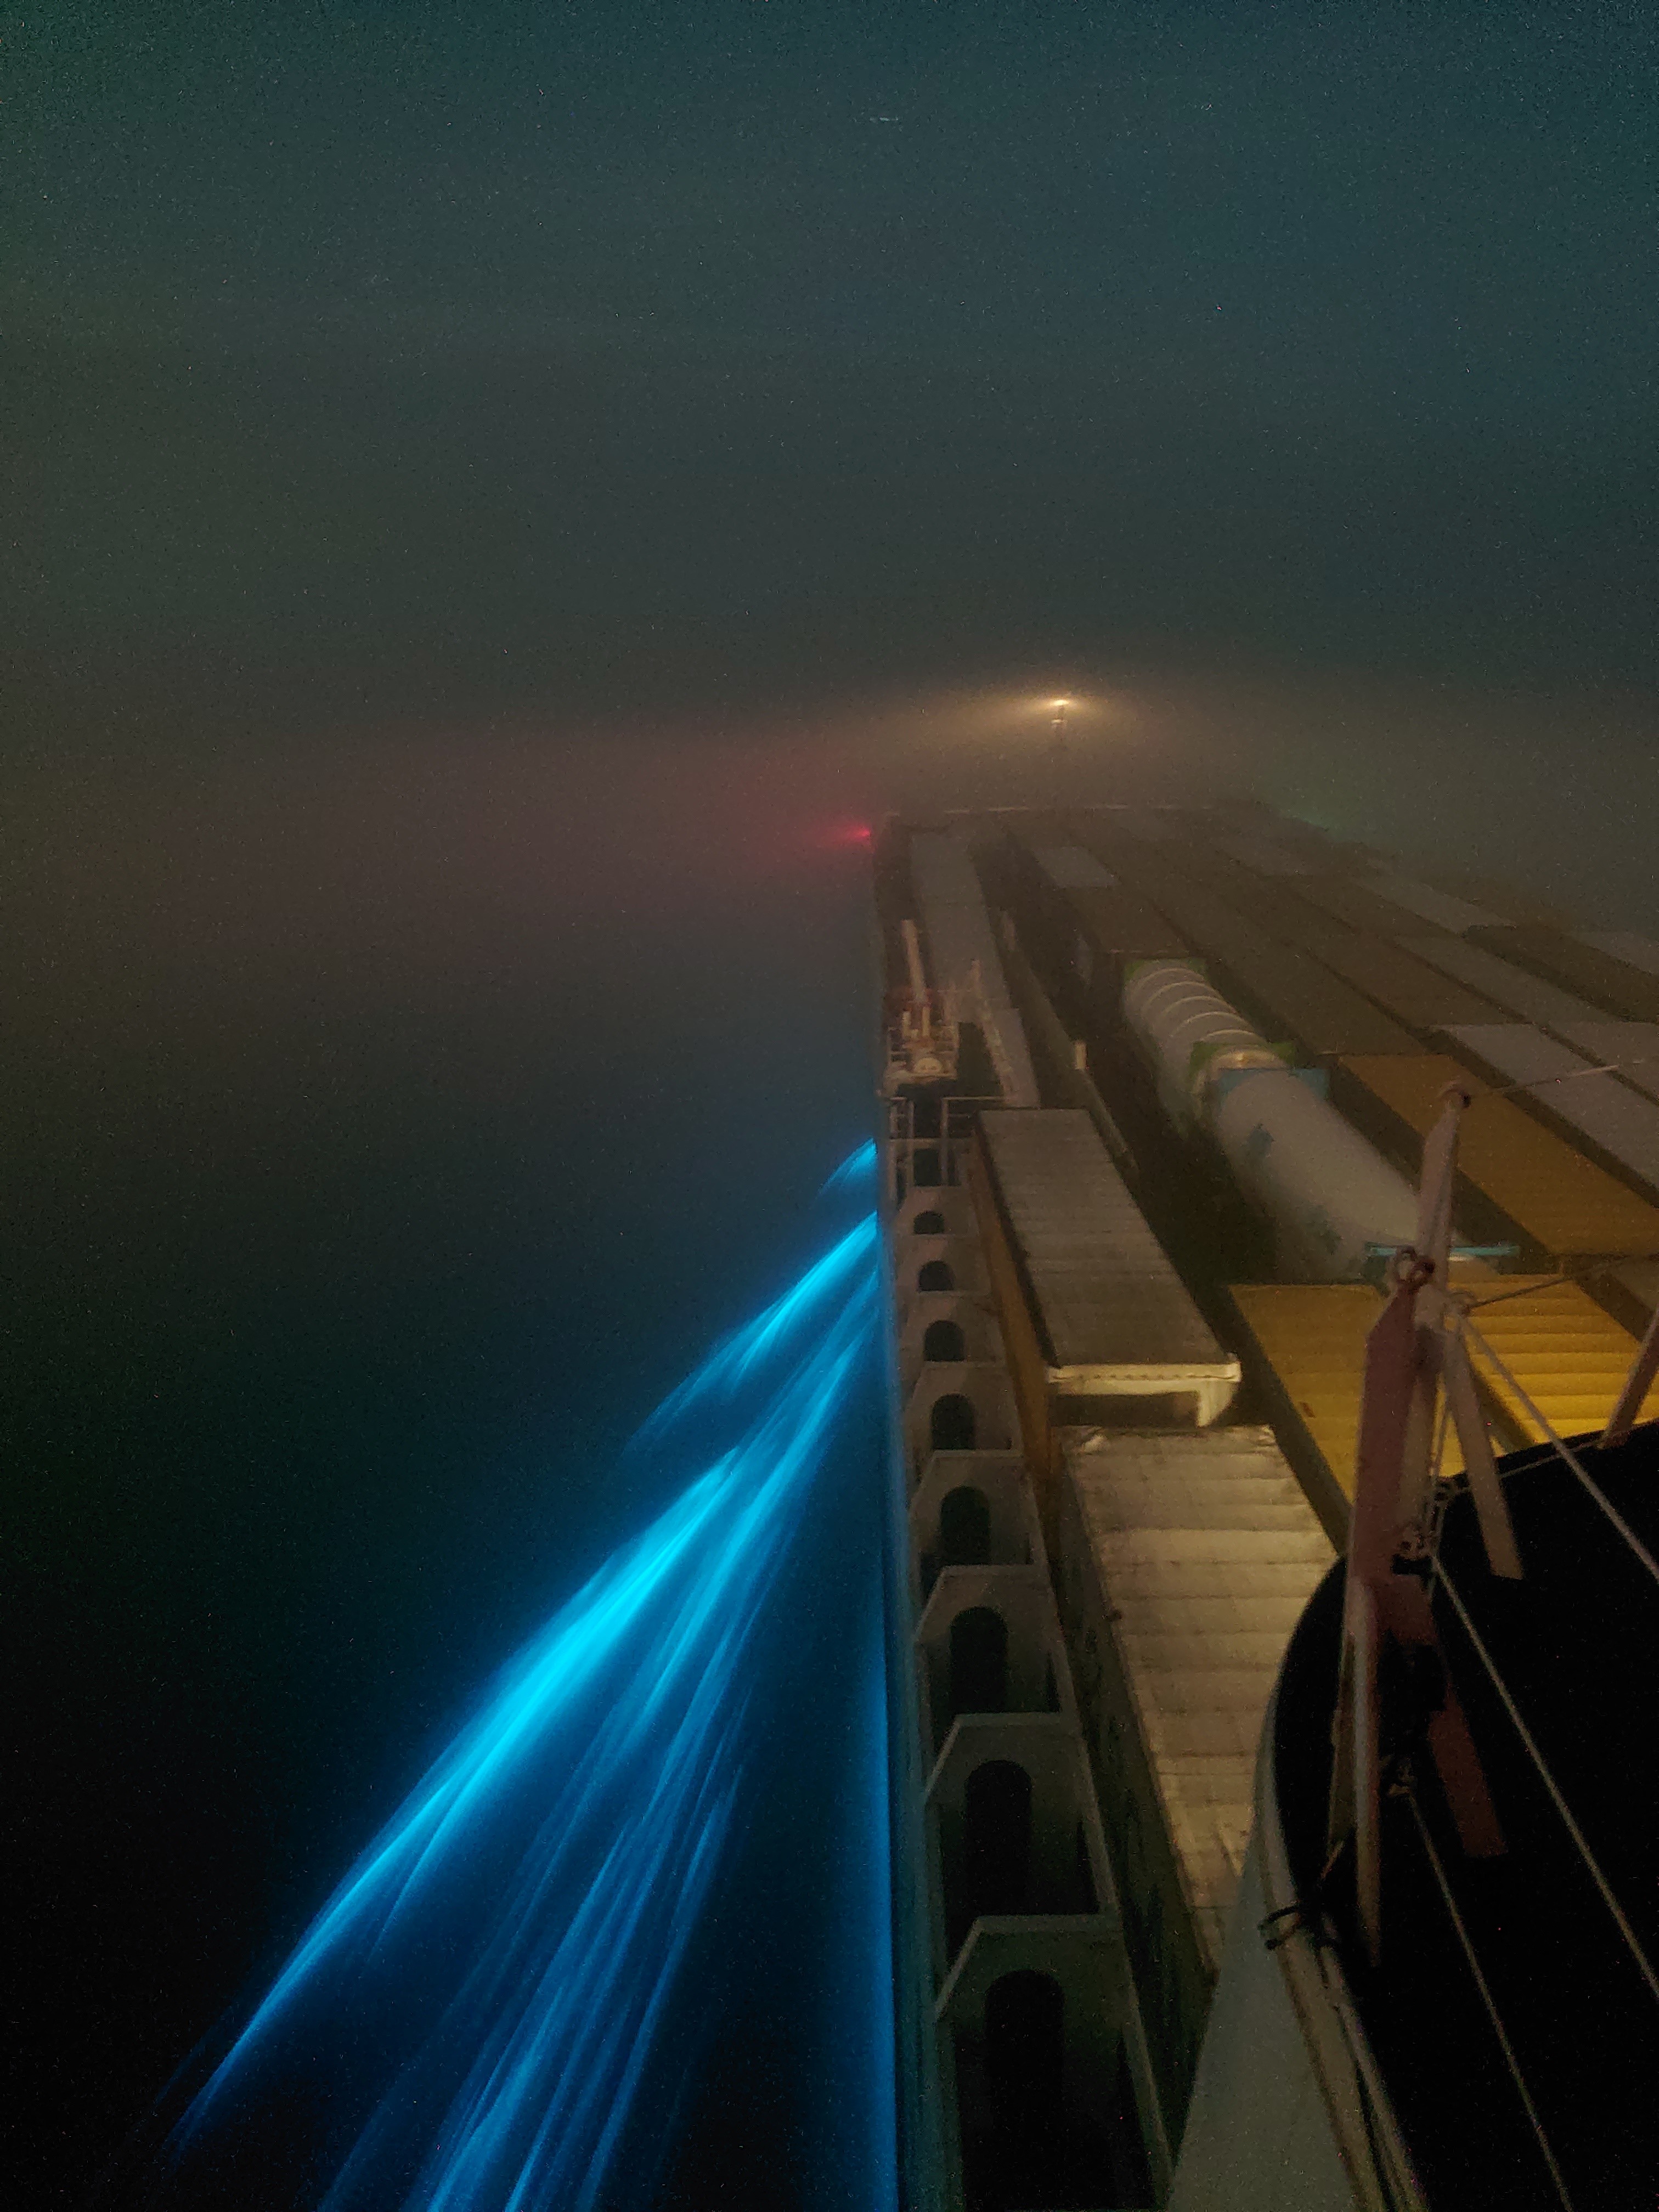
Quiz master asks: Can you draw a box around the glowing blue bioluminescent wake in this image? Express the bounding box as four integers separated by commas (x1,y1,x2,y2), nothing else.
819,1137,876,1197
161,1153,888,2212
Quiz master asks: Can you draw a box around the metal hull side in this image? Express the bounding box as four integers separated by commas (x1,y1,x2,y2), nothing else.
1169,1834,1359,2212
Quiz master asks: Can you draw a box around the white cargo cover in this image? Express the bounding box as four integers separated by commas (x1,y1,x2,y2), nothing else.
1556,1024,1659,1104
1402,934,1604,1031
1032,843,1118,890
1402,940,1659,1099
980,1109,1240,1421
1365,872,1502,934
1059,1427,1333,1971
910,831,1040,1107
1581,931,1659,981
1446,1023,1659,1197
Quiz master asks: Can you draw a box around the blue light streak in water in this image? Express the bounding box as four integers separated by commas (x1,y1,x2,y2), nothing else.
819,1137,877,1196
633,1212,877,1444
162,1160,892,2212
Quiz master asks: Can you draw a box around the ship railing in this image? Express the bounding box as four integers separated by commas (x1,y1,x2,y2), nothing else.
1373,1290,1659,2210
1432,1301,1659,2021
882,1097,1003,1210
1327,1093,1659,2207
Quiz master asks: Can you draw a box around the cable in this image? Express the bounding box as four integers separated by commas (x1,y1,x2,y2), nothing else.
1432,1562,1659,2011
1459,1319,1659,1592
1459,1264,1659,1313
1402,1784,1577,2212
1487,1063,1620,1095
1495,1056,1659,1086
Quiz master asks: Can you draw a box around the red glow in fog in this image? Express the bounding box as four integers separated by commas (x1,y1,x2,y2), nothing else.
816,820,874,851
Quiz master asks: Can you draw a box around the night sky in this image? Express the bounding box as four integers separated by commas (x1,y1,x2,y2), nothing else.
5,4,1657,2207
7,2,1655,742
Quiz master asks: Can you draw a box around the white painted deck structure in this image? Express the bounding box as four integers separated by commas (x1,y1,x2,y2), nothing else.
979,1109,1240,1423
1056,1429,1331,1974
909,831,1040,1107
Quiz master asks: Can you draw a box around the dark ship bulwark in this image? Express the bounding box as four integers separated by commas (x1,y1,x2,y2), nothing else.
1177,1415,1659,2212
875,806,1659,2211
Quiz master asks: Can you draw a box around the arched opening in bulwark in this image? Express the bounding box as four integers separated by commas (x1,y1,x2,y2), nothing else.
963,1759,1033,1921
923,1317,967,1363
949,1604,1007,1717
930,1391,977,1451
939,1485,991,1567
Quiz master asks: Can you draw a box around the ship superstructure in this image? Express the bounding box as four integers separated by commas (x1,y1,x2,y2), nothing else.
876,804,1659,2211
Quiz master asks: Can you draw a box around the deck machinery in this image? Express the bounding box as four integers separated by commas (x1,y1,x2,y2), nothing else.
876,806,1659,2212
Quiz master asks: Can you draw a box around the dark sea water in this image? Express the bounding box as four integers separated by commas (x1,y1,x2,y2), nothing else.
5,734,883,2208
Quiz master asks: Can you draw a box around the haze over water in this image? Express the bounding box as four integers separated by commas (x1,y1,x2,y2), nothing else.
5,4,1655,2205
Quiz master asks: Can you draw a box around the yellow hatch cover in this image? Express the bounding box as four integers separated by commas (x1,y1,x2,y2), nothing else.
1460,1277,1659,1447
1341,1052,1659,1262
1229,1284,1391,1504
1230,1277,1657,1509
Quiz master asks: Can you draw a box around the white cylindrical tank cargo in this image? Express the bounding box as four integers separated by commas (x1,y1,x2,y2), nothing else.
1122,961,1422,1283
1210,1063,1421,1281
1122,963,1283,1127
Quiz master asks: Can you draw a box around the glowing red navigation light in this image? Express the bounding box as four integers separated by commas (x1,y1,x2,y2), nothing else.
816,820,874,851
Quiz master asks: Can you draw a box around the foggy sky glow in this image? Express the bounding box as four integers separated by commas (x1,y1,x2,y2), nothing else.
4,2,1654,748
